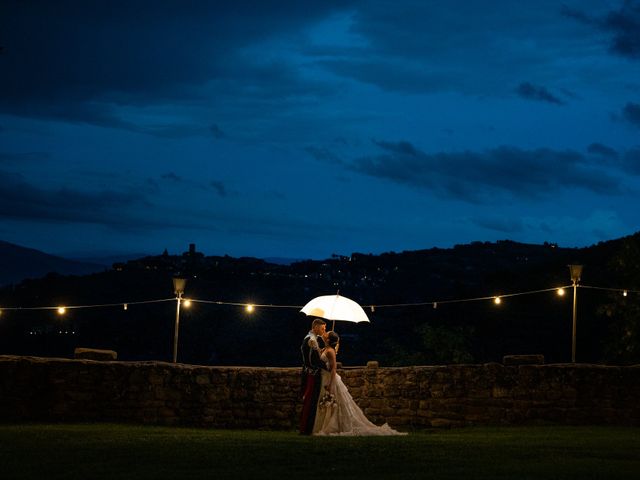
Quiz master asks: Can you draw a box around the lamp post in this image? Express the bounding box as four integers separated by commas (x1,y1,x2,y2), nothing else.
172,277,187,363
568,265,583,363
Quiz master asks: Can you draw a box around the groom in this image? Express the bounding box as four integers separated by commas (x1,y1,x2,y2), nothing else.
299,318,327,435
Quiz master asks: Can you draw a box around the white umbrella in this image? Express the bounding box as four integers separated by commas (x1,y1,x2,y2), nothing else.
300,294,370,329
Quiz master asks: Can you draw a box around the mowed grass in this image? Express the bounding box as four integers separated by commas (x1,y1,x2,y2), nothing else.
1,424,639,479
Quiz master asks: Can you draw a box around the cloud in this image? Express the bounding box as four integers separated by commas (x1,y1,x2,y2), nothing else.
469,216,524,234
516,82,565,105
318,58,456,94
161,172,183,182
587,142,618,158
621,101,640,127
310,2,610,98
349,140,625,203
0,1,351,128
210,181,228,197
0,170,242,234
563,2,640,59
0,170,149,229
304,146,344,164
158,173,230,197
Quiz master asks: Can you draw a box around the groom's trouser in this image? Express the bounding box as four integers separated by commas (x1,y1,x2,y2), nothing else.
299,372,322,434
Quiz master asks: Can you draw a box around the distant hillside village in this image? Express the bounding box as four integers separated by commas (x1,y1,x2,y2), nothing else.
1,234,639,367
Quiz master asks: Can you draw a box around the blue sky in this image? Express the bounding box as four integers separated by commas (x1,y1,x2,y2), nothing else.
1,0,639,259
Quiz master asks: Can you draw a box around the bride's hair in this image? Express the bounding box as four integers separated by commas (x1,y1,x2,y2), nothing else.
326,331,340,352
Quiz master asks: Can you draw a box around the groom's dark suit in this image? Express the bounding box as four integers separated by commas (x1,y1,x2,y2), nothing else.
299,331,327,435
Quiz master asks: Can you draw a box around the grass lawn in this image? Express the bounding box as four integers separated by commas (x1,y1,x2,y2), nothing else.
1,424,639,479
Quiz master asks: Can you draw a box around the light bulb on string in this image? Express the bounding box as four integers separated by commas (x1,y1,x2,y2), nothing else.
246,304,254,313
557,288,565,297
623,290,628,297
370,305,375,313
493,297,501,305
123,303,128,311
183,299,192,308
57,307,66,315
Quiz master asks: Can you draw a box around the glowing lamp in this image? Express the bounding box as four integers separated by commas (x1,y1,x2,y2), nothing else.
557,288,565,296
57,307,66,315
494,297,501,305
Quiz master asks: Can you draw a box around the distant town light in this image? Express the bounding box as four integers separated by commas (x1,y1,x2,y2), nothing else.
493,297,502,305
557,288,565,297
57,307,66,315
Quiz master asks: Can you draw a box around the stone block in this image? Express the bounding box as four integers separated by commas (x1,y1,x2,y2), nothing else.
74,348,117,361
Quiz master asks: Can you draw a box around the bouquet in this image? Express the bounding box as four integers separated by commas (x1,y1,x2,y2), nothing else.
319,392,337,410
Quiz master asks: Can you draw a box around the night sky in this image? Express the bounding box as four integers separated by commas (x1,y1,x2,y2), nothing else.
1,1,639,260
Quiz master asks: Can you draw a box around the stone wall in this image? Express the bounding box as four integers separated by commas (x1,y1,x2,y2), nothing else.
1,355,639,429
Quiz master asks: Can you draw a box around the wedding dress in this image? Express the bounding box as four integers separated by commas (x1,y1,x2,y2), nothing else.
312,352,406,436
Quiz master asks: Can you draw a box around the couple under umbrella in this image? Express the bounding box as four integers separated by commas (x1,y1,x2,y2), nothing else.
299,294,405,436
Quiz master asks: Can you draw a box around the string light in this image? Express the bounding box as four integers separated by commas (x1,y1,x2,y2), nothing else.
1,282,638,315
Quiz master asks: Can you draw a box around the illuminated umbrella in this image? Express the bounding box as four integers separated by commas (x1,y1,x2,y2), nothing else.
300,294,370,329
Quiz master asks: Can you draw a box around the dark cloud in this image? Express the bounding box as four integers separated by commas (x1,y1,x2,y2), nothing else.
621,101,640,127
470,216,524,234
210,181,228,197
313,2,596,97
161,172,183,182
304,146,344,164
349,141,624,203
373,140,420,156
0,1,351,127
0,169,238,233
0,170,148,228
604,1,640,58
587,143,619,158
563,2,640,59
516,82,565,105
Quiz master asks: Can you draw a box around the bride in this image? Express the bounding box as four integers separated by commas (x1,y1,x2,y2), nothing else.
312,331,406,436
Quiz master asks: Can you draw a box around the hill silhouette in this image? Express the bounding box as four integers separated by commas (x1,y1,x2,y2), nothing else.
0,240,105,286
1,234,638,366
